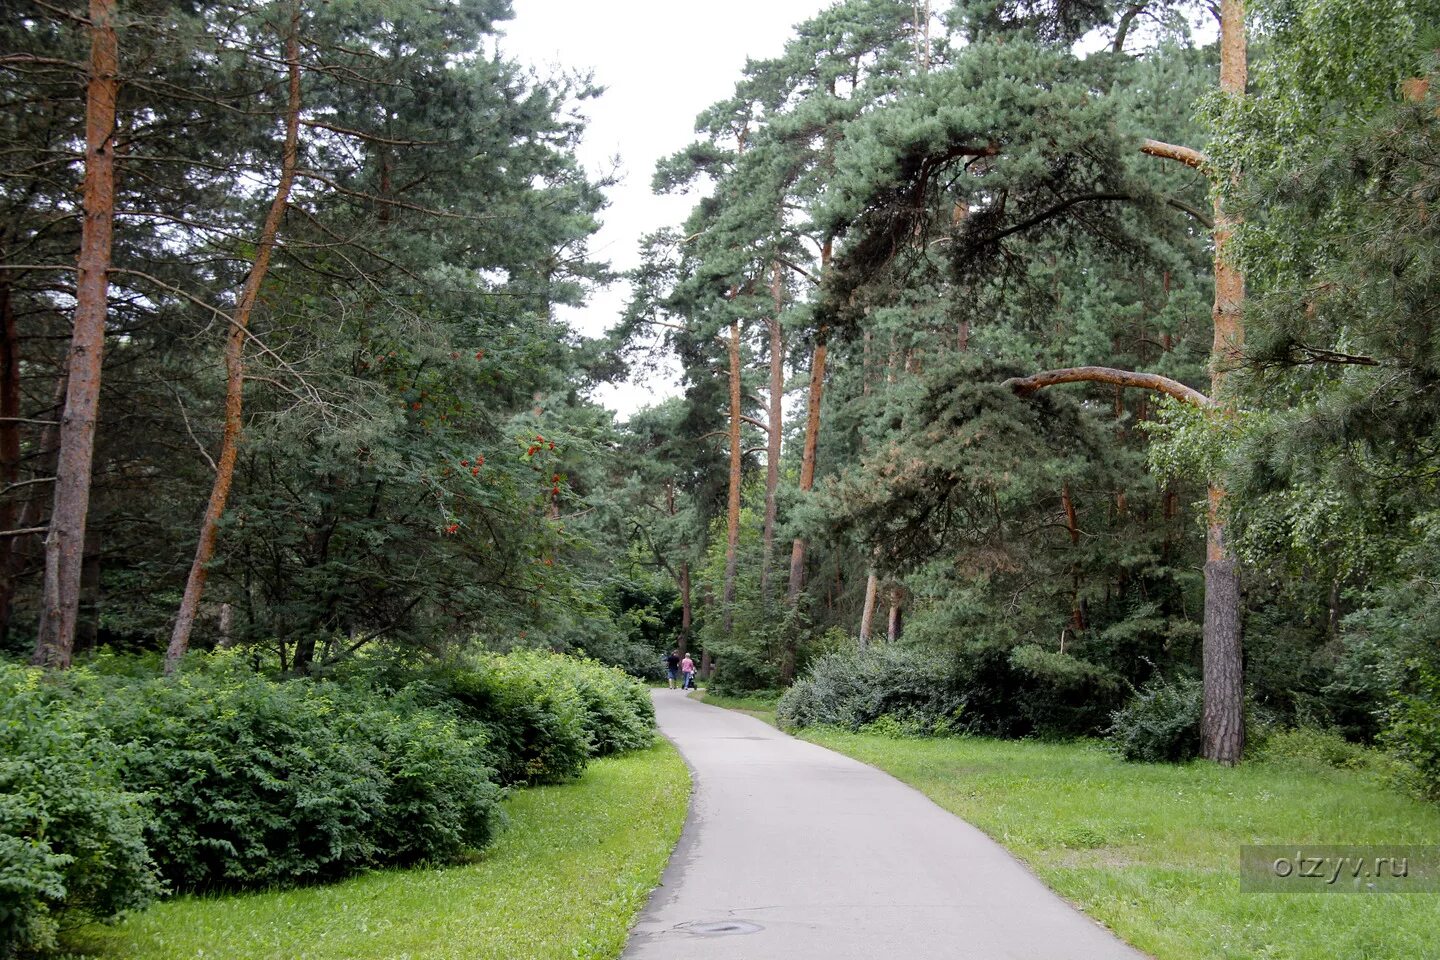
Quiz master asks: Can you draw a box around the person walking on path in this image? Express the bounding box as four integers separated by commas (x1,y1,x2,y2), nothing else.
664,649,681,689
679,653,696,691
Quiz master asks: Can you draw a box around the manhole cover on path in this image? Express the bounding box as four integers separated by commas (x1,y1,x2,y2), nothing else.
679,919,765,937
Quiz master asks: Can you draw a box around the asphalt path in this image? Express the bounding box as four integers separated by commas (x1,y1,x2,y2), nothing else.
623,689,1150,960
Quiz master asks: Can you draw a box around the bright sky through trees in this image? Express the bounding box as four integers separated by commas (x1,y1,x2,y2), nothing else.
501,0,832,417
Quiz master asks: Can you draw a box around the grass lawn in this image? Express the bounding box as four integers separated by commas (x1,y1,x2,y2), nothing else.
691,689,778,725
798,728,1440,960
68,743,689,960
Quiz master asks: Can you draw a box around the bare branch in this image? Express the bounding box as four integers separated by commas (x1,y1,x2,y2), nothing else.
1003,365,1212,407
1140,138,1208,170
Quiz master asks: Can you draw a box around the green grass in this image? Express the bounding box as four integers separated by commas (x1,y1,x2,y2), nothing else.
69,743,689,960
795,729,1440,960
692,689,778,726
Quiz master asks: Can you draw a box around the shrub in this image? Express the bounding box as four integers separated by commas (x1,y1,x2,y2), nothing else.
0,664,160,956
422,651,654,783
1105,676,1203,763
1383,667,1440,801
543,653,655,757
425,654,593,785
1254,725,1400,778
81,657,502,890
777,647,965,735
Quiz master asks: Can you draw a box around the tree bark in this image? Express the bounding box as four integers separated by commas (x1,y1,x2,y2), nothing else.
887,585,904,643
1139,138,1206,169
678,559,692,658
785,240,832,606
166,7,302,673
785,336,827,603
721,316,743,638
32,0,119,670
858,570,879,649
760,261,784,605
1199,0,1248,765
1004,366,1211,407
0,280,21,639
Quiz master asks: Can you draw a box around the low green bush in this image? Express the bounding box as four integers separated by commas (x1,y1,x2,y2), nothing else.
1383,667,1440,801
1105,676,1203,762
0,664,160,956
544,652,655,757
1253,725,1400,777
777,647,965,734
424,655,593,785
56,656,503,892
420,650,654,783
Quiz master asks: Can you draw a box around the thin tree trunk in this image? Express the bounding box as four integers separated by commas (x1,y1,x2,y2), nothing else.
785,336,827,603
32,0,119,669
785,240,832,606
721,316,743,638
166,7,302,672
678,559,692,658
887,585,903,643
760,261,784,605
859,571,878,649
1061,482,1085,637
0,280,21,638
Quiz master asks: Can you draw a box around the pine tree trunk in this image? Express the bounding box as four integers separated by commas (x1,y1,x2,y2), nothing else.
166,7,302,673
721,317,743,637
678,559,692,658
859,570,878,649
785,337,827,603
887,586,903,642
0,280,21,639
760,262,784,605
1200,0,1248,766
1202,491,1243,763
32,0,119,670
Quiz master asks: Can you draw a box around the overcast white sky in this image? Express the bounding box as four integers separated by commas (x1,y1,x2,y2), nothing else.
499,0,833,419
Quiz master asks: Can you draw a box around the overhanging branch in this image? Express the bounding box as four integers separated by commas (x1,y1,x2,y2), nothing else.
1140,139,1207,170
1003,366,1212,407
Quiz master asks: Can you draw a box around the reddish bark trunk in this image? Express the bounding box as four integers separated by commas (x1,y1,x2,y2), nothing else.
760,261,784,605
166,8,302,672
1199,0,1248,766
33,0,119,669
678,559,691,658
785,241,832,606
785,337,827,604
721,317,743,638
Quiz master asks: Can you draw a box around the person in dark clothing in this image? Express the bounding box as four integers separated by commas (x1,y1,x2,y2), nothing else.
665,649,681,689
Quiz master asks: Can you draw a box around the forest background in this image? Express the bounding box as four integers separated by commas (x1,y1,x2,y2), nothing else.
3,0,1440,782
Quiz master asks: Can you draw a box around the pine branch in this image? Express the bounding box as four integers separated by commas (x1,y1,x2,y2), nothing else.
1003,366,1212,407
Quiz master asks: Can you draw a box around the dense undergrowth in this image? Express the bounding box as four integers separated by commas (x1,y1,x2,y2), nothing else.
0,650,654,957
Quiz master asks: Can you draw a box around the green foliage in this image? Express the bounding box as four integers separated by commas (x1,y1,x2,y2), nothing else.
1105,676,1203,763
0,664,160,956
77,657,503,890
777,646,966,735
414,650,653,785
1384,669,1440,803
72,745,690,960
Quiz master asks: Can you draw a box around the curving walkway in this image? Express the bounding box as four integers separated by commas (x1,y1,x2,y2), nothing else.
623,690,1149,960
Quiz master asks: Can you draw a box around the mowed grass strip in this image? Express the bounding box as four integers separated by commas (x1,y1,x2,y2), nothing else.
71,742,689,960
800,729,1440,960
691,690,778,726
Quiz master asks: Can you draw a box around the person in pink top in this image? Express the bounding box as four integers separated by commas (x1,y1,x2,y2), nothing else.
680,654,696,690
